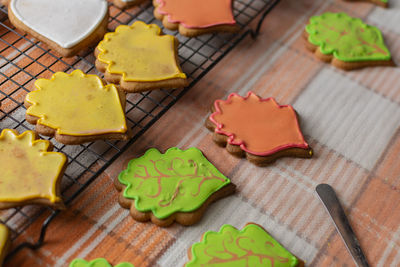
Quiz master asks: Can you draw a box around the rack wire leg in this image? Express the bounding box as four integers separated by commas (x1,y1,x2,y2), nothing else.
251,0,281,38
4,211,60,262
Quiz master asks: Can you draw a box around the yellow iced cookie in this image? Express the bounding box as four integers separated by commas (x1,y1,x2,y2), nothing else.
0,129,67,209
95,21,187,93
25,70,130,145
0,224,10,266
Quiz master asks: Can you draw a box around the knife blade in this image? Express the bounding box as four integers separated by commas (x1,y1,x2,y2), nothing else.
316,183,370,267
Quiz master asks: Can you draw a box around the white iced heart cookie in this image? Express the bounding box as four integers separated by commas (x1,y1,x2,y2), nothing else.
9,0,109,57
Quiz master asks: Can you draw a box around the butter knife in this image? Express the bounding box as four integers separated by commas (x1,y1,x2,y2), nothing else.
316,184,370,267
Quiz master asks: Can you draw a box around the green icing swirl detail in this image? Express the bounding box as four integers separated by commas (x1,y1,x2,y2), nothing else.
186,224,299,267
69,258,134,267
118,147,231,219
305,12,391,62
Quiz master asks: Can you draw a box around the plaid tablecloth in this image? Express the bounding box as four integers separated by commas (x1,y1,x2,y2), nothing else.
5,0,400,266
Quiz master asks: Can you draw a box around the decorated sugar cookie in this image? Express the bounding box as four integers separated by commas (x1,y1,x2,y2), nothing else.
0,224,10,266
112,0,145,9
70,258,134,267
8,0,109,57
153,0,239,37
25,70,130,145
343,0,388,7
186,223,304,267
304,12,393,70
95,21,187,93
115,147,235,227
0,129,67,210
206,92,312,166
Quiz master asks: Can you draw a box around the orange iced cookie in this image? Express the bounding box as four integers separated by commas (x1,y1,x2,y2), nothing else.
206,92,313,166
95,21,187,93
343,0,388,7
0,129,67,209
25,70,130,145
153,0,239,37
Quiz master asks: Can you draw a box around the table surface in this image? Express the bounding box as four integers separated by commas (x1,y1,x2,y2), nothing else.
6,0,400,266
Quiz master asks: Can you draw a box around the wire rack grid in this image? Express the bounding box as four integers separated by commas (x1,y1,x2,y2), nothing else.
0,0,280,259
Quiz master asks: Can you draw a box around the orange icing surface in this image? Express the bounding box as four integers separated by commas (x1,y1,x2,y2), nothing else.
156,0,236,28
210,92,309,156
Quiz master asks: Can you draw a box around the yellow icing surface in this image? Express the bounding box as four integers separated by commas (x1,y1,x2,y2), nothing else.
0,129,67,203
25,70,127,136
0,224,9,255
0,223,9,255
97,21,186,82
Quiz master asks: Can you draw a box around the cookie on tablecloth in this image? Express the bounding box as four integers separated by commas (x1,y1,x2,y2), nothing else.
112,0,146,9
153,0,239,37
304,12,393,70
0,129,67,210
95,21,187,93
24,70,130,145
343,0,388,7
186,223,304,267
70,258,134,267
206,92,312,166
115,147,235,227
0,224,10,266
8,0,109,57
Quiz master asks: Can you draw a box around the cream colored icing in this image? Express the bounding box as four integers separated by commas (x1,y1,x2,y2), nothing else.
10,0,108,48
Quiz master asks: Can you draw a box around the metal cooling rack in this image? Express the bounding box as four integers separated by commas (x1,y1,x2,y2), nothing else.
0,0,280,261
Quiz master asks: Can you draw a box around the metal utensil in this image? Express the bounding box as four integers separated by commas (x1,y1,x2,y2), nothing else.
316,184,370,267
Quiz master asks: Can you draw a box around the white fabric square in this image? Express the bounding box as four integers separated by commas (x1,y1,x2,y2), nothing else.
157,195,318,266
294,68,400,170
368,1,400,35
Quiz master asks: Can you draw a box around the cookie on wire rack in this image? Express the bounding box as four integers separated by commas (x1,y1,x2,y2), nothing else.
24,70,131,145
0,224,10,266
153,0,239,37
95,21,187,93
0,129,67,210
8,0,109,57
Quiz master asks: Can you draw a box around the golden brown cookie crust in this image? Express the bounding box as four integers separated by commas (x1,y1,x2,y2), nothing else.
303,30,395,70
152,0,239,37
114,175,236,227
8,3,109,57
112,0,147,9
